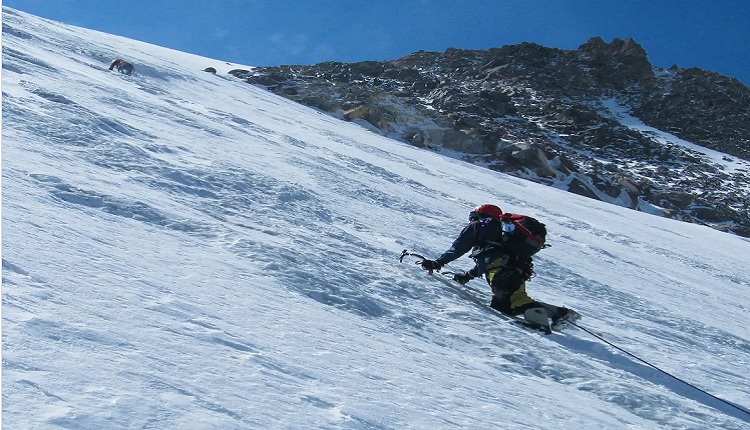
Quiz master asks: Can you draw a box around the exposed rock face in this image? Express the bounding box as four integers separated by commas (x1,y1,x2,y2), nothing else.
229,38,750,237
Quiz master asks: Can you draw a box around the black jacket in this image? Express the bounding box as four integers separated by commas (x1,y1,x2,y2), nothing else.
435,218,513,275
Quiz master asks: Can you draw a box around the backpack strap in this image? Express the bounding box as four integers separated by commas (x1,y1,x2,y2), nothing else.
472,217,507,251
474,217,495,243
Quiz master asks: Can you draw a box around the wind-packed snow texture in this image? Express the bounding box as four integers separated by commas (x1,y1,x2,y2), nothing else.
3,7,750,430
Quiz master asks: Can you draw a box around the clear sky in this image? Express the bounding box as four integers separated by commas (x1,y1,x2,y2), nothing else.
4,0,750,86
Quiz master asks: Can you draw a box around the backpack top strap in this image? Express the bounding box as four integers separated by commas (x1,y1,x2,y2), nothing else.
499,214,545,243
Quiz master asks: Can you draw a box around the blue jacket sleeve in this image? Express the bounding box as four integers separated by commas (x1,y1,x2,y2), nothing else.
435,223,480,266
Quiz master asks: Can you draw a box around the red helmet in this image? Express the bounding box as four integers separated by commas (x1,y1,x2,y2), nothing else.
469,204,503,221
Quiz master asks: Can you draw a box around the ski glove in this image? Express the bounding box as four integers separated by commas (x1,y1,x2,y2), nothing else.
420,259,442,272
452,271,474,285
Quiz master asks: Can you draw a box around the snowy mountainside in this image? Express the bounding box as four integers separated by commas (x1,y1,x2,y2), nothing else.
233,39,750,237
3,7,750,430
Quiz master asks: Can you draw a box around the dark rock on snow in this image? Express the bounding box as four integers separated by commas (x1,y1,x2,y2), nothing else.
230,37,750,237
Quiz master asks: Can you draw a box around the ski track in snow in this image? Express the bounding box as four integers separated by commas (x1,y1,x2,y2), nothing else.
3,7,750,430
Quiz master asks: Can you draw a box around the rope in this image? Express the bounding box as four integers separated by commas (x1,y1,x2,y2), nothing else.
570,320,750,418
400,249,750,419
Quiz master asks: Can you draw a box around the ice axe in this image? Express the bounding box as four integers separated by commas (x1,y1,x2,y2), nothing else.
399,249,447,275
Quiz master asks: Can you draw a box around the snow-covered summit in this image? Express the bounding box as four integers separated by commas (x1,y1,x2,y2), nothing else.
3,7,750,429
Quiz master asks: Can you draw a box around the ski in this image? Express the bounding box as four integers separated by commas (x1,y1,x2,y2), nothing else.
398,250,580,335
498,312,553,334
496,308,581,335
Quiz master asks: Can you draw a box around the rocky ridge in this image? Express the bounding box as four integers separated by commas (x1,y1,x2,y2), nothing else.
229,37,750,237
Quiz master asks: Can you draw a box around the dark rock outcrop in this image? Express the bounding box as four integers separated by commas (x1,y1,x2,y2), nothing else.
229,38,750,237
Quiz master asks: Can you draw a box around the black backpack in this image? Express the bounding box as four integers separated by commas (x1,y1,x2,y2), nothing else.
497,213,547,259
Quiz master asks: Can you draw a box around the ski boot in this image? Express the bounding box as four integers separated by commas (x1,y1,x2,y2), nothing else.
551,308,581,331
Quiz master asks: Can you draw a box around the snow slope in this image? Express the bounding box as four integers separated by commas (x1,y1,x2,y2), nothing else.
3,7,750,429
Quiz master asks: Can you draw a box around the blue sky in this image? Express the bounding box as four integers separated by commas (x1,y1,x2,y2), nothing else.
5,0,750,86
